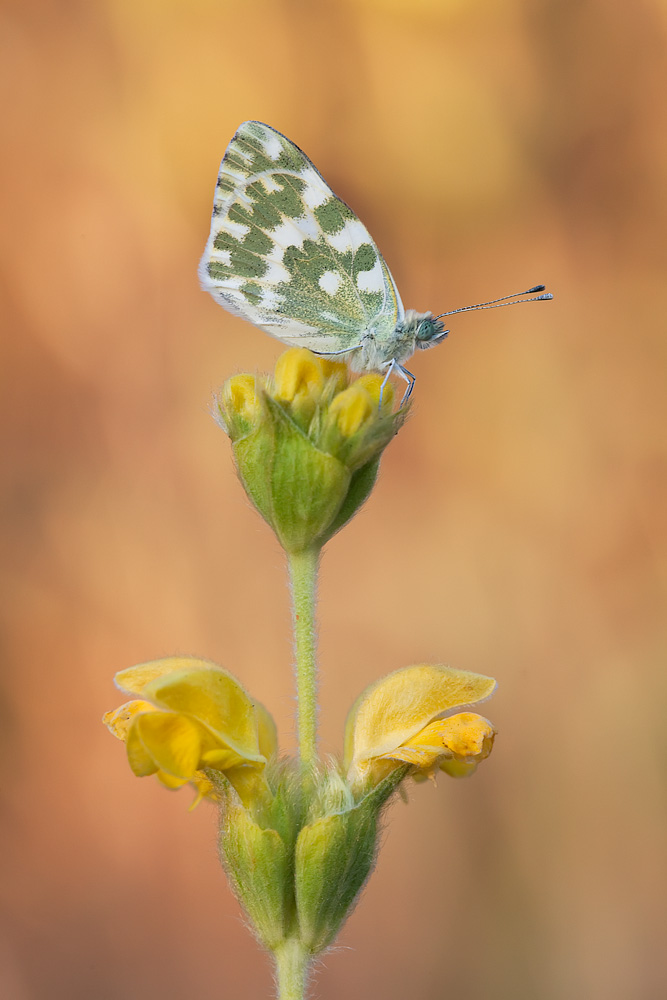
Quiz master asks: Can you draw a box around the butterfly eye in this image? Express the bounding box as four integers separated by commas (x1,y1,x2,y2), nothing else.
416,318,447,345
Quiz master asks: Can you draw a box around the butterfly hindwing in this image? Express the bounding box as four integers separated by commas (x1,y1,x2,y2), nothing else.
199,121,403,355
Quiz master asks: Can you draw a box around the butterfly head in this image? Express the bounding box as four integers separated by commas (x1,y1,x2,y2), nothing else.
414,314,448,351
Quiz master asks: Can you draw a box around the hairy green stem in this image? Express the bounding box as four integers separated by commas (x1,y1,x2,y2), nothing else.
274,938,310,1000
288,546,320,768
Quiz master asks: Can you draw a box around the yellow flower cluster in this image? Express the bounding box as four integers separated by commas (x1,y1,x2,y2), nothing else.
216,348,406,555
221,347,396,440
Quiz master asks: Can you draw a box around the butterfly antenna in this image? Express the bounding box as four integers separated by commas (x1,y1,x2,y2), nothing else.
434,285,553,319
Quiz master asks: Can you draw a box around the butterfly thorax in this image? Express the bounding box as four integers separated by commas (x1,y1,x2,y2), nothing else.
353,310,447,372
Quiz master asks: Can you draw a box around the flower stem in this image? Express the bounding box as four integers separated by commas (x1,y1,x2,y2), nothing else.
288,546,320,768
274,938,311,1000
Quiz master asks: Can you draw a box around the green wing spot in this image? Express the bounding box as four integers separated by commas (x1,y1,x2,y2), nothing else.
243,227,274,256
245,183,282,229
245,122,266,139
208,261,231,280
240,282,263,305
213,231,237,252
235,141,275,177
275,144,307,172
234,124,301,172
227,201,280,249
230,246,267,279
228,203,252,225
353,244,376,275
314,199,348,234
282,240,330,284
358,291,383,315
264,175,306,219
225,151,247,172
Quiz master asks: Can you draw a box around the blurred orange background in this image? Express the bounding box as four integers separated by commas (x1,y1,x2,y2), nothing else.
2,1,666,998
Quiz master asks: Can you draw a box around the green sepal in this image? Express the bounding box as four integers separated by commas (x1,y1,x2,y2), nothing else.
217,778,294,950
320,456,380,544
233,393,352,553
335,406,407,472
294,767,407,952
266,396,351,552
232,407,277,529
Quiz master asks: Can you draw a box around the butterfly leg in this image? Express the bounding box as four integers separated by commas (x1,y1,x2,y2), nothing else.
379,360,415,408
398,364,416,406
311,345,362,358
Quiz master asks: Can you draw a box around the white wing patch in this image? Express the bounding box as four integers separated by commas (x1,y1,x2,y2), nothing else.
221,218,250,240
356,259,385,293
269,218,310,252
326,219,370,254
319,271,343,296
301,168,332,209
263,260,291,284
261,174,282,194
260,131,283,161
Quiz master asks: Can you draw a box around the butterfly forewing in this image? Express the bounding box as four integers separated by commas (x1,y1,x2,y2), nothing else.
199,121,403,355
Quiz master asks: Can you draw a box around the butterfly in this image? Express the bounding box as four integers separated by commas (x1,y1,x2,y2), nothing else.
199,121,551,401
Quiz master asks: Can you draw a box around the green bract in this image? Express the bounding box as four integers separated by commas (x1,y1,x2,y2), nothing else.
216,762,407,956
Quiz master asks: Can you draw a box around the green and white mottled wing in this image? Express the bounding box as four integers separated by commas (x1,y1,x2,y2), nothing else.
199,121,404,357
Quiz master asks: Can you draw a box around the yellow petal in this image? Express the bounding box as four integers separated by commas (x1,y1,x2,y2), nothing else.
345,664,496,784
200,746,248,770
317,358,349,393
114,657,265,765
114,657,207,698
129,711,202,779
274,348,324,403
103,700,156,741
125,718,160,777
328,384,374,437
224,763,273,810
221,374,260,425
189,772,219,808
142,663,264,764
431,712,495,762
439,759,480,779
379,713,496,776
354,373,394,413
156,770,190,790
255,699,278,760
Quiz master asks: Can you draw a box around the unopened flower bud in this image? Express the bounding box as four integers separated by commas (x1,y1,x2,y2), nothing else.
217,348,407,553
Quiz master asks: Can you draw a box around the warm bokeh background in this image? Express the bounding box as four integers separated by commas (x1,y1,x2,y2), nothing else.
2,1,666,998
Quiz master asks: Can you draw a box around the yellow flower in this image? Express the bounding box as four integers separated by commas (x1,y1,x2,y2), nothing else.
273,347,349,422
344,664,497,791
327,383,375,437
220,374,260,432
103,656,277,808
353,373,395,414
